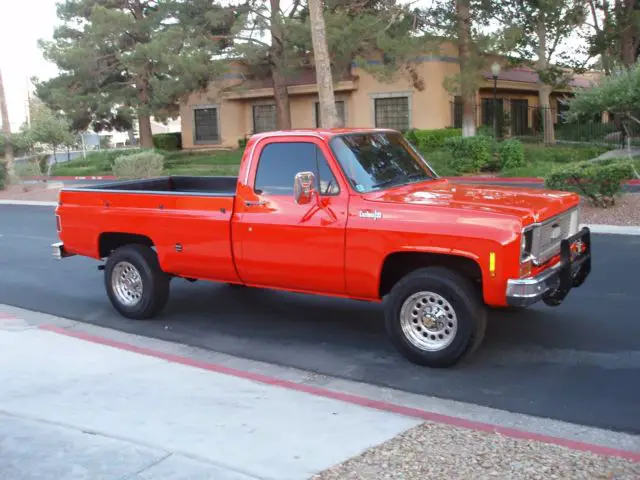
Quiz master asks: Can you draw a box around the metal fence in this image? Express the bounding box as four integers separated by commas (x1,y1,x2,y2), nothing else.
450,99,636,147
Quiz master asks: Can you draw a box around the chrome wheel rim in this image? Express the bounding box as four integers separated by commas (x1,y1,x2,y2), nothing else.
111,261,143,307
399,291,458,351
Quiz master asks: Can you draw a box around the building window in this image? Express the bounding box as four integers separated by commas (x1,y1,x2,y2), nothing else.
314,101,346,127
374,96,410,131
193,106,220,143
253,104,277,133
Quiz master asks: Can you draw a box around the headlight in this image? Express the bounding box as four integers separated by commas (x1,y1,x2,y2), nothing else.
520,229,533,261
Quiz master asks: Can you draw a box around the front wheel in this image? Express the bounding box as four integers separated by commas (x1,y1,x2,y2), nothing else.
385,267,487,368
104,244,170,319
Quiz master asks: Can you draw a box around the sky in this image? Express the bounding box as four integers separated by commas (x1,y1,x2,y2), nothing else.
0,0,59,131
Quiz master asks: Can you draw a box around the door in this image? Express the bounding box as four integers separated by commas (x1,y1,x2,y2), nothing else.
232,139,348,295
510,99,529,136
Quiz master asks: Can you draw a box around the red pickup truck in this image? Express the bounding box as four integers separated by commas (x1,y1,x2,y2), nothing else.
52,128,591,367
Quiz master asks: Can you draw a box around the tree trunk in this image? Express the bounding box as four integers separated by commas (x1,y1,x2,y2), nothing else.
138,114,154,148
270,0,292,130
536,16,555,145
456,0,476,137
308,0,338,128
0,68,15,184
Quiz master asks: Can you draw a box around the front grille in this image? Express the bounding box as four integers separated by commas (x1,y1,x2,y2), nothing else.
530,208,579,265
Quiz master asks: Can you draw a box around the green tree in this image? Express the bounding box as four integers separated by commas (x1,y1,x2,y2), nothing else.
35,0,241,148
567,62,640,139
421,0,501,137
29,106,76,163
498,0,589,144
586,0,640,72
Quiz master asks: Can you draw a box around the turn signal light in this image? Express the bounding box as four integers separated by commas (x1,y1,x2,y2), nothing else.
519,260,532,278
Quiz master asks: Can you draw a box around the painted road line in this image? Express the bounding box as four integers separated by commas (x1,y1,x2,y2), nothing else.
39,323,640,462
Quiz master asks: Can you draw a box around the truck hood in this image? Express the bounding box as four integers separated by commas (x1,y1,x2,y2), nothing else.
363,179,579,224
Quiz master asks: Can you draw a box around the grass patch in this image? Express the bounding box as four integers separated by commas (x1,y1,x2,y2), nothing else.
50,148,244,177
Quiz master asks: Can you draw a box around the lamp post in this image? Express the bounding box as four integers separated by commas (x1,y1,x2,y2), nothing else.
491,62,501,139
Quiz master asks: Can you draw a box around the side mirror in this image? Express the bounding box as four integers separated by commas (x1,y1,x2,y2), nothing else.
293,171,317,205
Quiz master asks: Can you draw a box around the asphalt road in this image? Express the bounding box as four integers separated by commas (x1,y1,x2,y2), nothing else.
1,205,639,434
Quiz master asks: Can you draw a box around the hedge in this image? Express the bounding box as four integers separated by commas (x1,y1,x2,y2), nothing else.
499,139,525,170
544,160,635,207
152,132,182,151
406,128,462,150
443,135,492,174
113,151,165,179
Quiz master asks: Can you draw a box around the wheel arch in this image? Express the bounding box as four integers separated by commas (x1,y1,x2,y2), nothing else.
98,232,155,258
378,250,483,299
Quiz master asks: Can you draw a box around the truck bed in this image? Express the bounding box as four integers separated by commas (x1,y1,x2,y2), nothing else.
75,176,238,196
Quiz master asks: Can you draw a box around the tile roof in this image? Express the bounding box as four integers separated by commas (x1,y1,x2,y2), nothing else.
482,66,599,88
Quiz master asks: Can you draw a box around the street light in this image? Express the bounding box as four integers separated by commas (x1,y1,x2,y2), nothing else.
491,62,501,139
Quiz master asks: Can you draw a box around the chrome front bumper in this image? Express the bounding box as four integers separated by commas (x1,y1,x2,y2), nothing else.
51,242,76,260
506,227,591,307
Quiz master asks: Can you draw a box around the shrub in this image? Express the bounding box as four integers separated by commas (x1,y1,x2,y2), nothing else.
444,135,492,174
423,149,456,176
544,160,635,207
238,137,248,149
409,128,462,151
113,151,165,179
499,139,526,170
152,132,182,151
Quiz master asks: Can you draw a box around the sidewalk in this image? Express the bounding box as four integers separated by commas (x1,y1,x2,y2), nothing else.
1,305,639,479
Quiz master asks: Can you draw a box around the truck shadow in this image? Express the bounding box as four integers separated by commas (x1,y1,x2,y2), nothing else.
161,280,578,365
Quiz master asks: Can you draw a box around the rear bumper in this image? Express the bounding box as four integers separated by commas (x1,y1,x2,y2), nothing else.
51,242,76,260
506,227,591,307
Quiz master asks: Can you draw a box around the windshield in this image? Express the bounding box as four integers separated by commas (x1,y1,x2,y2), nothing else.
329,131,438,193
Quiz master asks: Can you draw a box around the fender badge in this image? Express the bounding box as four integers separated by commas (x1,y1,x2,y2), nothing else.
359,210,383,220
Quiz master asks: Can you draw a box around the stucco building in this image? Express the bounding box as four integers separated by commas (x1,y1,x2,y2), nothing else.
179,44,600,150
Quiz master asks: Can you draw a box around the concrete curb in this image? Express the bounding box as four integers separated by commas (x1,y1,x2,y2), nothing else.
581,224,640,235
0,200,58,207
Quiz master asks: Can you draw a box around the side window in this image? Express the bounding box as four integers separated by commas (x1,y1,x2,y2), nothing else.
254,142,340,196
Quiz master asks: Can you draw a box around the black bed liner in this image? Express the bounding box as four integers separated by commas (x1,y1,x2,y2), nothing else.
67,176,238,197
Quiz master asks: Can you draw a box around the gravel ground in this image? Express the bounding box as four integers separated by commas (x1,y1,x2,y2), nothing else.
581,194,640,226
312,422,640,480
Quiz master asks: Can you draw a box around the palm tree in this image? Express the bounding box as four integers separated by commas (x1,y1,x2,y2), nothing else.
308,0,339,128
0,67,15,183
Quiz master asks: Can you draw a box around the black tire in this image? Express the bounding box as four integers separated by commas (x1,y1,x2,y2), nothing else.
384,266,487,368
104,244,170,319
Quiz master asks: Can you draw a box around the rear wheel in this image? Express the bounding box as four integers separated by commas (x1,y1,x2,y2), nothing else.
104,244,170,319
385,267,487,368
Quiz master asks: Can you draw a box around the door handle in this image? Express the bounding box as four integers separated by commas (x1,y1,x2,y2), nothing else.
244,200,267,207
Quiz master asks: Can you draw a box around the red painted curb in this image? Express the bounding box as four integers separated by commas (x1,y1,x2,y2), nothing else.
39,323,640,462
25,176,118,181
